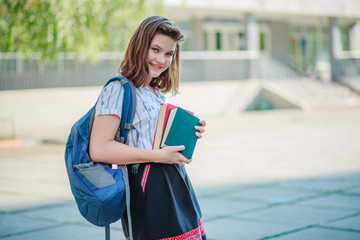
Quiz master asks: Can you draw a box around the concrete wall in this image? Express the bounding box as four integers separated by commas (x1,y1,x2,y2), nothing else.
0,87,101,140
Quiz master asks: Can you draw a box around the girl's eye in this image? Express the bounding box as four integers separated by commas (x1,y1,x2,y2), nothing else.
166,53,174,57
152,48,159,52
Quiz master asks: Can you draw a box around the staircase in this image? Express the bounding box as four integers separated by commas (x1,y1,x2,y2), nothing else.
261,78,360,110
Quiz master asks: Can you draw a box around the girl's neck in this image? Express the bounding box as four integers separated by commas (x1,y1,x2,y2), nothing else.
145,78,157,96
147,85,157,96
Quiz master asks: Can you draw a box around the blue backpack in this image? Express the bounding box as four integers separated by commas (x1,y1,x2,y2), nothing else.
64,75,136,234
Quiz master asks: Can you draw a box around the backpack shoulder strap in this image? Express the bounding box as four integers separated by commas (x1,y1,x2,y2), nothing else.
109,75,137,144
110,75,135,240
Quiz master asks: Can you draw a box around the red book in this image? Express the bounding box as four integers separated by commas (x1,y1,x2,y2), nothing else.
153,103,177,149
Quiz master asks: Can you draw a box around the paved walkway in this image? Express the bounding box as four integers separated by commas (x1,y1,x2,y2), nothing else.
1,108,360,239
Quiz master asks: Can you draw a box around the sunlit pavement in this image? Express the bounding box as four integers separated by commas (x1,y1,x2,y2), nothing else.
1,108,360,239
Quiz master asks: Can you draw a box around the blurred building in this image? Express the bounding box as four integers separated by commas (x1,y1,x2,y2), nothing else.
1,0,359,91
165,0,360,82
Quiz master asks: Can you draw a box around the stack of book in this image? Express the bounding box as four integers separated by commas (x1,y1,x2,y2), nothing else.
153,103,200,159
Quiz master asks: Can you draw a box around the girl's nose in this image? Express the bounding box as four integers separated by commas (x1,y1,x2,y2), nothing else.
156,55,165,65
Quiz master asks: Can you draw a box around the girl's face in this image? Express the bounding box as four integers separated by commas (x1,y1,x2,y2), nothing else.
147,33,176,80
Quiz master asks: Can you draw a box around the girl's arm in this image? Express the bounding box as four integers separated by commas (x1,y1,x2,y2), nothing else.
89,114,191,166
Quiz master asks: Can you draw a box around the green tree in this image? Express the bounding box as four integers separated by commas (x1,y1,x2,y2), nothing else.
0,0,163,62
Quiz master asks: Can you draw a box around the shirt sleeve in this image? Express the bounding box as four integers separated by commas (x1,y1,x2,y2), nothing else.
94,81,124,118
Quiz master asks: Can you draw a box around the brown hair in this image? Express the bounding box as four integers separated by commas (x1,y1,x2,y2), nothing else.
118,16,185,94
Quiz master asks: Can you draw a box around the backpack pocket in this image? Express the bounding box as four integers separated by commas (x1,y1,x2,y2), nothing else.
75,162,116,189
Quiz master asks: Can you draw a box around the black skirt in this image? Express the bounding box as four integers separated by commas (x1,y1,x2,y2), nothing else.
122,163,206,240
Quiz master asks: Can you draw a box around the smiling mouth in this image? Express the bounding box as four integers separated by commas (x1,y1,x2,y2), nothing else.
149,63,162,70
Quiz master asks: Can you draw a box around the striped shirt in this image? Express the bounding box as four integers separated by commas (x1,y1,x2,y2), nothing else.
94,80,166,149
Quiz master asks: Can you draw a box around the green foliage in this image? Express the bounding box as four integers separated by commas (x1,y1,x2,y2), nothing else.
0,0,164,62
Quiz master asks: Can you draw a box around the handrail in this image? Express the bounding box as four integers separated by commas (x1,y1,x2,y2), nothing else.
338,51,360,59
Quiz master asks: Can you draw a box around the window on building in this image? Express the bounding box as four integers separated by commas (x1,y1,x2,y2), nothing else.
204,31,209,50
216,32,222,50
238,32,245,50
259,32,266,51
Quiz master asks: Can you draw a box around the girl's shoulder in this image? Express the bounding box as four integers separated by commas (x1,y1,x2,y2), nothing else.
95,80,125,118
98,81,124,101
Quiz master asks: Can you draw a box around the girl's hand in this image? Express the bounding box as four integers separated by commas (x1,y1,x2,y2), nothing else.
195,119,206,139
158,145,191,167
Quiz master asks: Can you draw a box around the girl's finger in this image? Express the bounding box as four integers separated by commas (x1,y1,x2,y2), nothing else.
199,119,206,127
195,126,205,133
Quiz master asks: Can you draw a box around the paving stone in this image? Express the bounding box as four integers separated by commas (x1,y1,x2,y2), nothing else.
237,205,356,225
295,194,360,211
1,224,125,240
325,214,360,231
273,226,360,240
204,217,299,240
0,213,59,238
14,202,124,230
277,174,360,192
195,184,249,198
224,186,318,205
198,197,265,220
14,202,90,225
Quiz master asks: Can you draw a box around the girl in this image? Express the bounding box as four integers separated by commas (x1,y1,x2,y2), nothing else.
89,16,207,240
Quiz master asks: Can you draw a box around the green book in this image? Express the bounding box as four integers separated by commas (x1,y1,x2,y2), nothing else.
160,107,200,159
